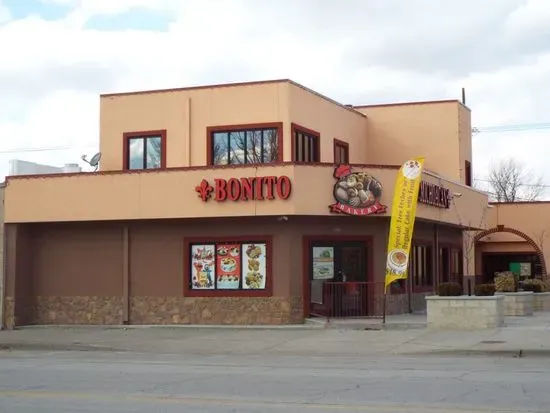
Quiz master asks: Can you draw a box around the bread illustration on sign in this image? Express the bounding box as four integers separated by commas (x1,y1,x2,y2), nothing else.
329,165,387,215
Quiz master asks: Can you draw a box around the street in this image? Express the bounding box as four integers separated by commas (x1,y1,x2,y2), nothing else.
1,350,549,412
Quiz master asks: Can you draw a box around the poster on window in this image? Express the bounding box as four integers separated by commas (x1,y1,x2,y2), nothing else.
241,243,267,289
191,245,215,289
312,246,334,280
520,262,532,277
216,244,241,289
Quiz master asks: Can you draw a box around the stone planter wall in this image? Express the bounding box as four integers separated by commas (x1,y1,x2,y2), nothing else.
533,292,550,312
426,295,505,330
496,291,533,316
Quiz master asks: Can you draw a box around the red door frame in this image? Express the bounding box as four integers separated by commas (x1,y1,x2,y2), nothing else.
302,235,374,319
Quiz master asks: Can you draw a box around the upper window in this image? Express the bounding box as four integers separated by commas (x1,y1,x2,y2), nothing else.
292,123,320,163
208,124,281,166
333,139,349,164
123,130,166,170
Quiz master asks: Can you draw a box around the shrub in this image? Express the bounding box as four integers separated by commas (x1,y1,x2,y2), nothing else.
437,282,463,296
494,272,517,293
474,283,495,296
522,279,543,293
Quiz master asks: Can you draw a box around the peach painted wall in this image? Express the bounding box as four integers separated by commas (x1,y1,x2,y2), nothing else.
287,83,368,163
4,164,487,227
100,81,291,171
475,202,550,274
355,101,468,182
458,104,473,184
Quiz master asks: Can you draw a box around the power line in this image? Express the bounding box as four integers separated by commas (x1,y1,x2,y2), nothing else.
474,178,550,189
0,143,97,155
473,122,550,134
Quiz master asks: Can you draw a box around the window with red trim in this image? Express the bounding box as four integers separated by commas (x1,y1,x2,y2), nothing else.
124,130,166,170
188,239,270,295
292,124,320,162
409,244,433,289
210,127,280,166
333,139,349,164
450,248,463,277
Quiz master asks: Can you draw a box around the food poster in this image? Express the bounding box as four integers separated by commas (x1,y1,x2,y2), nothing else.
191,244,215,289
312,247,334,280
242,243,267,289
520,262,532,277
216,244,241,289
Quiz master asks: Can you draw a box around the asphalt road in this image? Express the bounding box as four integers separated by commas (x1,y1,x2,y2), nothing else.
0,350,548,412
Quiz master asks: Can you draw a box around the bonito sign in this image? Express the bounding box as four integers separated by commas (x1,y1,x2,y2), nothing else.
195,176,292,202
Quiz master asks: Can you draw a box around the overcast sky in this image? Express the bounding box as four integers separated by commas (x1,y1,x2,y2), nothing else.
1,0,549,198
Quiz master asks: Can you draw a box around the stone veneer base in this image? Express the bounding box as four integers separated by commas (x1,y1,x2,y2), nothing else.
2,296,14,329
496,291,534,316
533,292,550,312
426,295,505,330
4,296,304,328
129,296,304,325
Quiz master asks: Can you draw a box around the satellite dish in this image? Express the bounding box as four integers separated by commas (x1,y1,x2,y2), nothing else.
81,152,102,172
89,152,102,167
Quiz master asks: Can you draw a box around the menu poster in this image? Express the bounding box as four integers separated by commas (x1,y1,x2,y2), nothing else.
242,243,267,289
520,262,532,277
191,245,216,289
216,244,241,289
312,246,334,280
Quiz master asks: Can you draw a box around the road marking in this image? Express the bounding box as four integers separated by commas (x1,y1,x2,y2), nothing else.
0,390,526,412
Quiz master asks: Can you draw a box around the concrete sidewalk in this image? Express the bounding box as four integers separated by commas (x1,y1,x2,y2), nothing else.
1,312,549,358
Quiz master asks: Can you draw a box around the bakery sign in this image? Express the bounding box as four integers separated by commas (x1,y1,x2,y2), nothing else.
195,176,292,202
418,181,450,209
329,165,387,216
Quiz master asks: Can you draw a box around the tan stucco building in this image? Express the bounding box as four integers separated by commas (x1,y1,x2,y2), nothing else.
1,79,547,328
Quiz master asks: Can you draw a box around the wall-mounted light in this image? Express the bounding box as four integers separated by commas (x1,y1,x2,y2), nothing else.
277,216,288,222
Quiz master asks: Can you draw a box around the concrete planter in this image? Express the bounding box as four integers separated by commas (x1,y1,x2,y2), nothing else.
426,295,505,330
533,292,550,312
496,291,534,316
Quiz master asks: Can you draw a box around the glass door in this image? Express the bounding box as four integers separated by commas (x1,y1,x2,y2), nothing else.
308,241,368,318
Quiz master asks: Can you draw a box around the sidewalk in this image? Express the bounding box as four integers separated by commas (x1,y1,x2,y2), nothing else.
1,312,549,358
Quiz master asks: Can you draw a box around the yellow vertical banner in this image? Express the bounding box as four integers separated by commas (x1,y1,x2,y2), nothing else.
384,157,425,291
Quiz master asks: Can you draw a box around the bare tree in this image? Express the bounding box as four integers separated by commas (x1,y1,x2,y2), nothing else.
533,229,549,252
212,130,279,165
463,215,489,277
488,158,545,202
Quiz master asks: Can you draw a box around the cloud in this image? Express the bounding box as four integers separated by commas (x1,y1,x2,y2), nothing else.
0,0,549,199
0,0,11,23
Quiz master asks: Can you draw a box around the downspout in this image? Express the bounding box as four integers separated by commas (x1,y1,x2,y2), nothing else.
122,225,129,324
185,97,191,166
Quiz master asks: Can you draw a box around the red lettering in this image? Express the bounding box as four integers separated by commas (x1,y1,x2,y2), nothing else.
240,177,253,201
276,176,292,200
263,176,276,200
254,177,264,200
206,175,292,203
215,179,227,201
227,178,241,201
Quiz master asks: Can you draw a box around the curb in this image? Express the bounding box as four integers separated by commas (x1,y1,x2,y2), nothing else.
10,323,326,331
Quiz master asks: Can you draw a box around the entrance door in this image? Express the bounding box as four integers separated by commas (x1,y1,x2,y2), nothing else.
308,241,368,318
